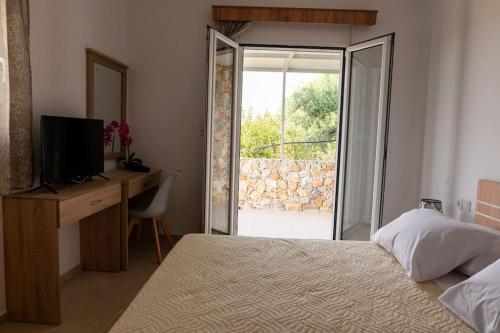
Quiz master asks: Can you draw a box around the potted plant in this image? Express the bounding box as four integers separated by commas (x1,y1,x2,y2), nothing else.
104,120,150,172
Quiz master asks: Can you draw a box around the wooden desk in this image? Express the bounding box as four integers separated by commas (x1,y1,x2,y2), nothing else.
2,169,161,324
103,169,161,270
3,179,122,324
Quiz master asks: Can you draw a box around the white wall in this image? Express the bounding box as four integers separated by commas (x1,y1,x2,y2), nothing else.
420,0,467,215
454,0,500,219
236,21,351,47
421,0,500,221
126,0,433,234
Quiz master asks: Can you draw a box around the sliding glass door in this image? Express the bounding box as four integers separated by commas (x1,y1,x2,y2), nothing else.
204,28,241,235
336,35,394,240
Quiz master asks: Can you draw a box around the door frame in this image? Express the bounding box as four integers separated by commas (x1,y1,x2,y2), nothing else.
236,44,346,239
335,34,395,240
204,28,241,234
205,35,393,239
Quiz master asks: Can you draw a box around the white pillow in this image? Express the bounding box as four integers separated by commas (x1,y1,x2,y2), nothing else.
371,209,500,281
439,259,500,333
457,243,500,276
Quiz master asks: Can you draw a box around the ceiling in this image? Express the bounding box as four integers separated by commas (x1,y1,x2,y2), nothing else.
216,48,342,73
243,49,342,73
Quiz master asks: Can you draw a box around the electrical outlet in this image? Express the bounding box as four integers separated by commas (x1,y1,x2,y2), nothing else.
464,199,472,213
457,198,472,213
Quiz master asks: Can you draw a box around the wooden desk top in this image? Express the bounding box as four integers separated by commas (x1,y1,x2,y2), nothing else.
4,169,161,202
5,178,121,201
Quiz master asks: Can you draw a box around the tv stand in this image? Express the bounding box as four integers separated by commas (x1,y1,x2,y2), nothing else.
27,183,58,194
71,173,110,184
3,178,123,324
93,173,110,181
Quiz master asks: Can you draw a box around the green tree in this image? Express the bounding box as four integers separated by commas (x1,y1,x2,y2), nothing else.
240,74,339,160
286,74,339,142
285,74,339,160
240,108,280,158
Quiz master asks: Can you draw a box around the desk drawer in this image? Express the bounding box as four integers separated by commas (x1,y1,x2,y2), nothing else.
128,172,161,198
59,183,121,226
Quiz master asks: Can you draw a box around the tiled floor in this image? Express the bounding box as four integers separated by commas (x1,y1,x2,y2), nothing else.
0,238,178,333
237,208,334,239
237,208,371,240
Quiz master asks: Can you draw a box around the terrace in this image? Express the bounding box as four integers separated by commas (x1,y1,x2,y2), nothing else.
235,48,341,240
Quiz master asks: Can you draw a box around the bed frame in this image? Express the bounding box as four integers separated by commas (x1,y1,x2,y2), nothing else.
475,179,500,231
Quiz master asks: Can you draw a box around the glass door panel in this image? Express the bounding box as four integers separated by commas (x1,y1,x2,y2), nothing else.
336,36,393,240
204,29,240,235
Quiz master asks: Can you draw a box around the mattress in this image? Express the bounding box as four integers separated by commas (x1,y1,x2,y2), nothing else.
110,234,473,333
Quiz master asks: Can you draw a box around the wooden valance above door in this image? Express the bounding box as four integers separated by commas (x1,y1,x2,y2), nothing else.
212,6,378,26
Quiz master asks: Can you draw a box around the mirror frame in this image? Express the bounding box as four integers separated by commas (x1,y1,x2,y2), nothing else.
86,48,128,160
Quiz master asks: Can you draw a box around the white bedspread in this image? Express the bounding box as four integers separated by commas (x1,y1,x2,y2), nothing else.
110,234,473,333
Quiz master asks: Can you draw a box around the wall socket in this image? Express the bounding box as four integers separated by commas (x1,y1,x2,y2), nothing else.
457,198,472,213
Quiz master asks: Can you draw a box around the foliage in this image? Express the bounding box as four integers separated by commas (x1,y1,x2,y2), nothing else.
286,74,338,142
240,108,281,158
240,74,339,160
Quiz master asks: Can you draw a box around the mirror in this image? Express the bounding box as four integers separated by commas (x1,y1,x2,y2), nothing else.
86,48,128,159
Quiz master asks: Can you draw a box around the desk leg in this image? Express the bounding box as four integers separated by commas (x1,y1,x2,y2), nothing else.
120,183,129,271
80,204,121,272
3,198,61,325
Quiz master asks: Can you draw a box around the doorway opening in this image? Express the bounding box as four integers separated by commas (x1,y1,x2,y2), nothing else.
236,47,343,239
204,29,394,241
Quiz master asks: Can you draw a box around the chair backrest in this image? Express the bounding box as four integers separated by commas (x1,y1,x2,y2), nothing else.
142,174,176,218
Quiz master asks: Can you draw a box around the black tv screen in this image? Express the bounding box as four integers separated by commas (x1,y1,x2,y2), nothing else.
41,116,104,183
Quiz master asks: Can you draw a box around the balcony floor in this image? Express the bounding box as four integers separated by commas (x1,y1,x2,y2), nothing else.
237,208,333,240
237,208,371,240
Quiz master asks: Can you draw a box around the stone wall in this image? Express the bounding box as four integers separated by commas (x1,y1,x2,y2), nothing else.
211,64,233,206
239,159,335,213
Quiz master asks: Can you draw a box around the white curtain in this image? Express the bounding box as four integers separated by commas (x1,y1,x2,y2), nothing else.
0,0,10,194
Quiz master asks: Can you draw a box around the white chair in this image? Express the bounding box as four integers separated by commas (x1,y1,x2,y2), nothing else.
128,174,176,264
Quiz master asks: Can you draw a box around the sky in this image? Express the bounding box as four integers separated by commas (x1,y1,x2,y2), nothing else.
241,71,325,117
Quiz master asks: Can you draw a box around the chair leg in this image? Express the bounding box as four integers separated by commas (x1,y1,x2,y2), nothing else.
151,218,162,264
157,217,174,249
127,223,134,239
128,218,137,240
135,224,142,242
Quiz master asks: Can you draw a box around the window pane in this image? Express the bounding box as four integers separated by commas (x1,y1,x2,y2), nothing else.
210,39,235,234
341,45,383,241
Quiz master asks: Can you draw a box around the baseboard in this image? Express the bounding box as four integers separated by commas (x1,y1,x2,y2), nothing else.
60,264,82,285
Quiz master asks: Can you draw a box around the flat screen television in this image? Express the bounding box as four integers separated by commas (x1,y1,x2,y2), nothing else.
40,115,104,184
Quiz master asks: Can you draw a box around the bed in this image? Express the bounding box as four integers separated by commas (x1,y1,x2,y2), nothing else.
110,180,499,332
110,236,472,332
